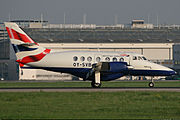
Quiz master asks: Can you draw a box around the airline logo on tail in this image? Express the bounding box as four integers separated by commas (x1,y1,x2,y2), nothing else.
4,22,51,67
5,22,37,45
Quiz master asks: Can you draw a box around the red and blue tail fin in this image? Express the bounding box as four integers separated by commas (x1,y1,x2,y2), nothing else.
4,22,51,67
5,22,38,45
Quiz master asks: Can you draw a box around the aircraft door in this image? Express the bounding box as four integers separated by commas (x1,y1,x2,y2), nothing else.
127,55,132,65
128,55,137,66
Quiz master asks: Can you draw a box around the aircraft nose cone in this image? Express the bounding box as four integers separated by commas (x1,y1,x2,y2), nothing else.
173,71,177,75
169,70,177,75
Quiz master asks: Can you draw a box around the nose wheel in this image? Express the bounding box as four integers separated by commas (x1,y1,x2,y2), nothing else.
149,77,154,87
149,82,154,87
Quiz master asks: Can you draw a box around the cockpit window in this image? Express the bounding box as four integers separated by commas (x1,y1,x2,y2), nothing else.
142,56,147,60
138,56,142,60
133,56,147,60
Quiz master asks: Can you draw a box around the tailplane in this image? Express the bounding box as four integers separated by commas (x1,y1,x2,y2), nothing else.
4,22,51,67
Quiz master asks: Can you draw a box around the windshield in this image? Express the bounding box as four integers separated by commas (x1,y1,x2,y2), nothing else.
133,56,147,60
142,56,147,60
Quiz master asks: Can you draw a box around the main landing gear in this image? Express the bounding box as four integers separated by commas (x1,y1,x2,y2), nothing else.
148,77,154,87
91,71,101,88
91,81,101,88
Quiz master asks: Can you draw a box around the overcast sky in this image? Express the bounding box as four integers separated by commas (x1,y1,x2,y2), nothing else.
0,0,180,25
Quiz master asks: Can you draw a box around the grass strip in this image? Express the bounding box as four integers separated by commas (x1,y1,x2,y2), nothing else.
0,80,179,88
0,91,179,119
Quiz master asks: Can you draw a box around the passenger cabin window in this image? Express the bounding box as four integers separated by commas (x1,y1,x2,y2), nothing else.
133,56,137,60
73,56,78,61
105,57,110,62
87,56,92,62
113,57,117,62
119,58,124,62
96,57,101,62
80,56,85,61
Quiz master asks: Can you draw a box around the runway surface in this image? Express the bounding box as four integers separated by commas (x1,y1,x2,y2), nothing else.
0,87,180,92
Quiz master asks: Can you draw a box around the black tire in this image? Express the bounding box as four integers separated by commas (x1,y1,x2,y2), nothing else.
149,82,154,88
91,82,101,88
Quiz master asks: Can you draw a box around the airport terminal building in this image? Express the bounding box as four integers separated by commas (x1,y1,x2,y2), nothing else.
1,20,180,80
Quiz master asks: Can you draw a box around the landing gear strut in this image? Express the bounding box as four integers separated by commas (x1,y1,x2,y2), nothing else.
91,71,101,88
149,77,154,87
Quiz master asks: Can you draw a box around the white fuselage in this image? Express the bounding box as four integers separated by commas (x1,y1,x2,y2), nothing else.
26,51,174,76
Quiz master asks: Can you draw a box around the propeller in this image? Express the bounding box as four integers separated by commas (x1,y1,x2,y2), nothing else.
85,62,102,80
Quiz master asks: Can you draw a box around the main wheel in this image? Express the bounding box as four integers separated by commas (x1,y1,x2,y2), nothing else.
91,82,101,88
149,82,154,88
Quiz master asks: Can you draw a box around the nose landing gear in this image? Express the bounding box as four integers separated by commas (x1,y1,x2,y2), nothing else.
149,77,154,87
149,82,154,87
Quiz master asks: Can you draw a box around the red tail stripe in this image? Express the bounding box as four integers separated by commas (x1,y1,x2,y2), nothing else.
19,63,25,67
6,27,35,43
6,27,12,39
16,49,51,66
12,28,34,43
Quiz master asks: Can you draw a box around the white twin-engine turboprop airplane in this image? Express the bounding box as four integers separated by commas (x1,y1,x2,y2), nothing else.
4,22,176,88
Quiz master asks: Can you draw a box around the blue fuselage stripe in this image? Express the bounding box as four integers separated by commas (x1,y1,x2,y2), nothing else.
22,67,175,81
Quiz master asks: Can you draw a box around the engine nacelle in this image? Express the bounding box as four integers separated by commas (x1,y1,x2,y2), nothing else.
100,62,128,73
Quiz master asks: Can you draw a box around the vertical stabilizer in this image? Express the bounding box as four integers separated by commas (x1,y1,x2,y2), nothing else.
4,22,51,67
